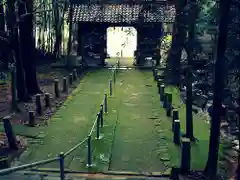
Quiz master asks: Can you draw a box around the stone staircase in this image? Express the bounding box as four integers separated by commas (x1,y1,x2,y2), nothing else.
1,171,171,180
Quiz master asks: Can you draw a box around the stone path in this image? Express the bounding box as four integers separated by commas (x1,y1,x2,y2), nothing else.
109,69,170,173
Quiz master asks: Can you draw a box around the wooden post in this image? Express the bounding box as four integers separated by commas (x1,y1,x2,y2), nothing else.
157,80,161,94
100,104,103,127
104,94,108,113
163,92,169,109
3,116,18,150
69,73,73,85
35,94,42,116
73,69,78,80
172,109,179,132
28,111,35,127
166,93,173,117
62,77,68,93
160,84,165,101
59,152,65,180
180,138,191,174
110,79,112,96
154,69,158,81
87,135,92,167
54,79,60,98
44,93,51,107
173,119,181,145
96,113,100,140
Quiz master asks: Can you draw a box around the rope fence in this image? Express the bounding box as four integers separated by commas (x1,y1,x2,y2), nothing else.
0,60,120,180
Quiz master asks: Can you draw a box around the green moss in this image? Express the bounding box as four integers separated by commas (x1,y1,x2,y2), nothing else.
17,69,113,169
3,67,211,172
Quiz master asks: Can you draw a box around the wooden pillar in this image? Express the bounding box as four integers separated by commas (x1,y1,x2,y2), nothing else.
67,4,73,55
99,24,107,66
77,24,83,56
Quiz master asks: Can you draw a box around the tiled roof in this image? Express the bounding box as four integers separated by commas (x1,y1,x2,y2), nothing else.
66,4,175,23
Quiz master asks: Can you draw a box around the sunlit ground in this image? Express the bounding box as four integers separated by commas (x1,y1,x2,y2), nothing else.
106,27,137,66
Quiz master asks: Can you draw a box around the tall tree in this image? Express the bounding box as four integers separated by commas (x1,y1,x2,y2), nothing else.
0,1,4,31
4,0,42,102
18,0,42,96
184,0,199,140
0,1,7,70
165,0,187,86
204,0,231,178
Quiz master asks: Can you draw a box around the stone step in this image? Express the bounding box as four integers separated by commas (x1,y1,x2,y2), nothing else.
1,170,171,180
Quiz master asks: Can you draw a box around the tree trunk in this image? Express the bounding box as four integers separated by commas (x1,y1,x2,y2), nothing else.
67,4,73,55
15,1,29,101
0,3,4,31
0,3,8,70
165,0,187,86
5,0,19,111
204,0,231,178
236,93,240,180
20,0,41,95
53,0,61,58
185,0,199,140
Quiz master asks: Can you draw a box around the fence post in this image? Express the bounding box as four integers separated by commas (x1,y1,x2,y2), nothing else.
73,69,78,81
160,84,165,102
35,94,42,116
166,93,172,117
28,111,35,127
104,94,108,113
172,109,179,132
44,93,51,107
152,67,155,77
113,70,116,84
157,80,161,94
180,138,191,174
59,152,65,180
154,69,158,81
100,104,104,127
54,79,60,98
117,60,120,69
3,116,18,150
173,119,181,145
96,113,100,139
163,92,168,108
62,77,68,93
87,135,92,167
69,73,73,85
110,79,112,96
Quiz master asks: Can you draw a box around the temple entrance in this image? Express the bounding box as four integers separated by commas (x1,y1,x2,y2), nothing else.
106,27,137,67
72,3,174,67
